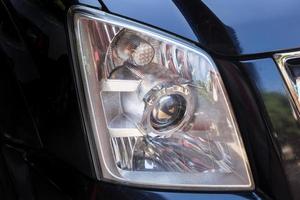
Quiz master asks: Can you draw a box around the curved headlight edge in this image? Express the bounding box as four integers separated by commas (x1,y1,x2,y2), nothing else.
67,5,253,190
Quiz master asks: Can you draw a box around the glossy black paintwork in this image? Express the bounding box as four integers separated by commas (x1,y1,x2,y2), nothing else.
0,0,299,199
101,0,300,56
0,0,95,177
0,1,41,149
242,59,300,200
214,58,292,200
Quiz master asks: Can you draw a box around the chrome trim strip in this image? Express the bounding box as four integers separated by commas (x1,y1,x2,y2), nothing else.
274,51,300,117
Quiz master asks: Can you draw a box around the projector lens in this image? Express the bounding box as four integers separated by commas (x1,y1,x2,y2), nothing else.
151,94,186,131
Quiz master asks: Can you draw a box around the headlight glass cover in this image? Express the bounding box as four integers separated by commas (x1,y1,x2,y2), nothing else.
69,7,253,189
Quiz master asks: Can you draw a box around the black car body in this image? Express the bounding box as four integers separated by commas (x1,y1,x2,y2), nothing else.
0,0,300,200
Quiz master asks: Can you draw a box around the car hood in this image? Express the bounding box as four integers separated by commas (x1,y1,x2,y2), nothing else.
100,0,300,56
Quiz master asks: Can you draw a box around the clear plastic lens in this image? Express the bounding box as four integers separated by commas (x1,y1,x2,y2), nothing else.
72,9,252,189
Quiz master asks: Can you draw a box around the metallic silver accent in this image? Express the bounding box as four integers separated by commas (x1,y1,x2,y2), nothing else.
104,24,112,42
101,79,141,92
111,137,138,170
274,51,300,117
108,128,143,138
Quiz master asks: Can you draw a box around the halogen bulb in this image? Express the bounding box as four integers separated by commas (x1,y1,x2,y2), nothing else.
132,42,155,66
151,94,186,131
113,31,155,66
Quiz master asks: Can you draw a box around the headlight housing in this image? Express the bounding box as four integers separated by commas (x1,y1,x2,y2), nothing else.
68,6,253,190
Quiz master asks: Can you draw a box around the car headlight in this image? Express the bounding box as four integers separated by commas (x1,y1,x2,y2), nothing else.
68,6,253,190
